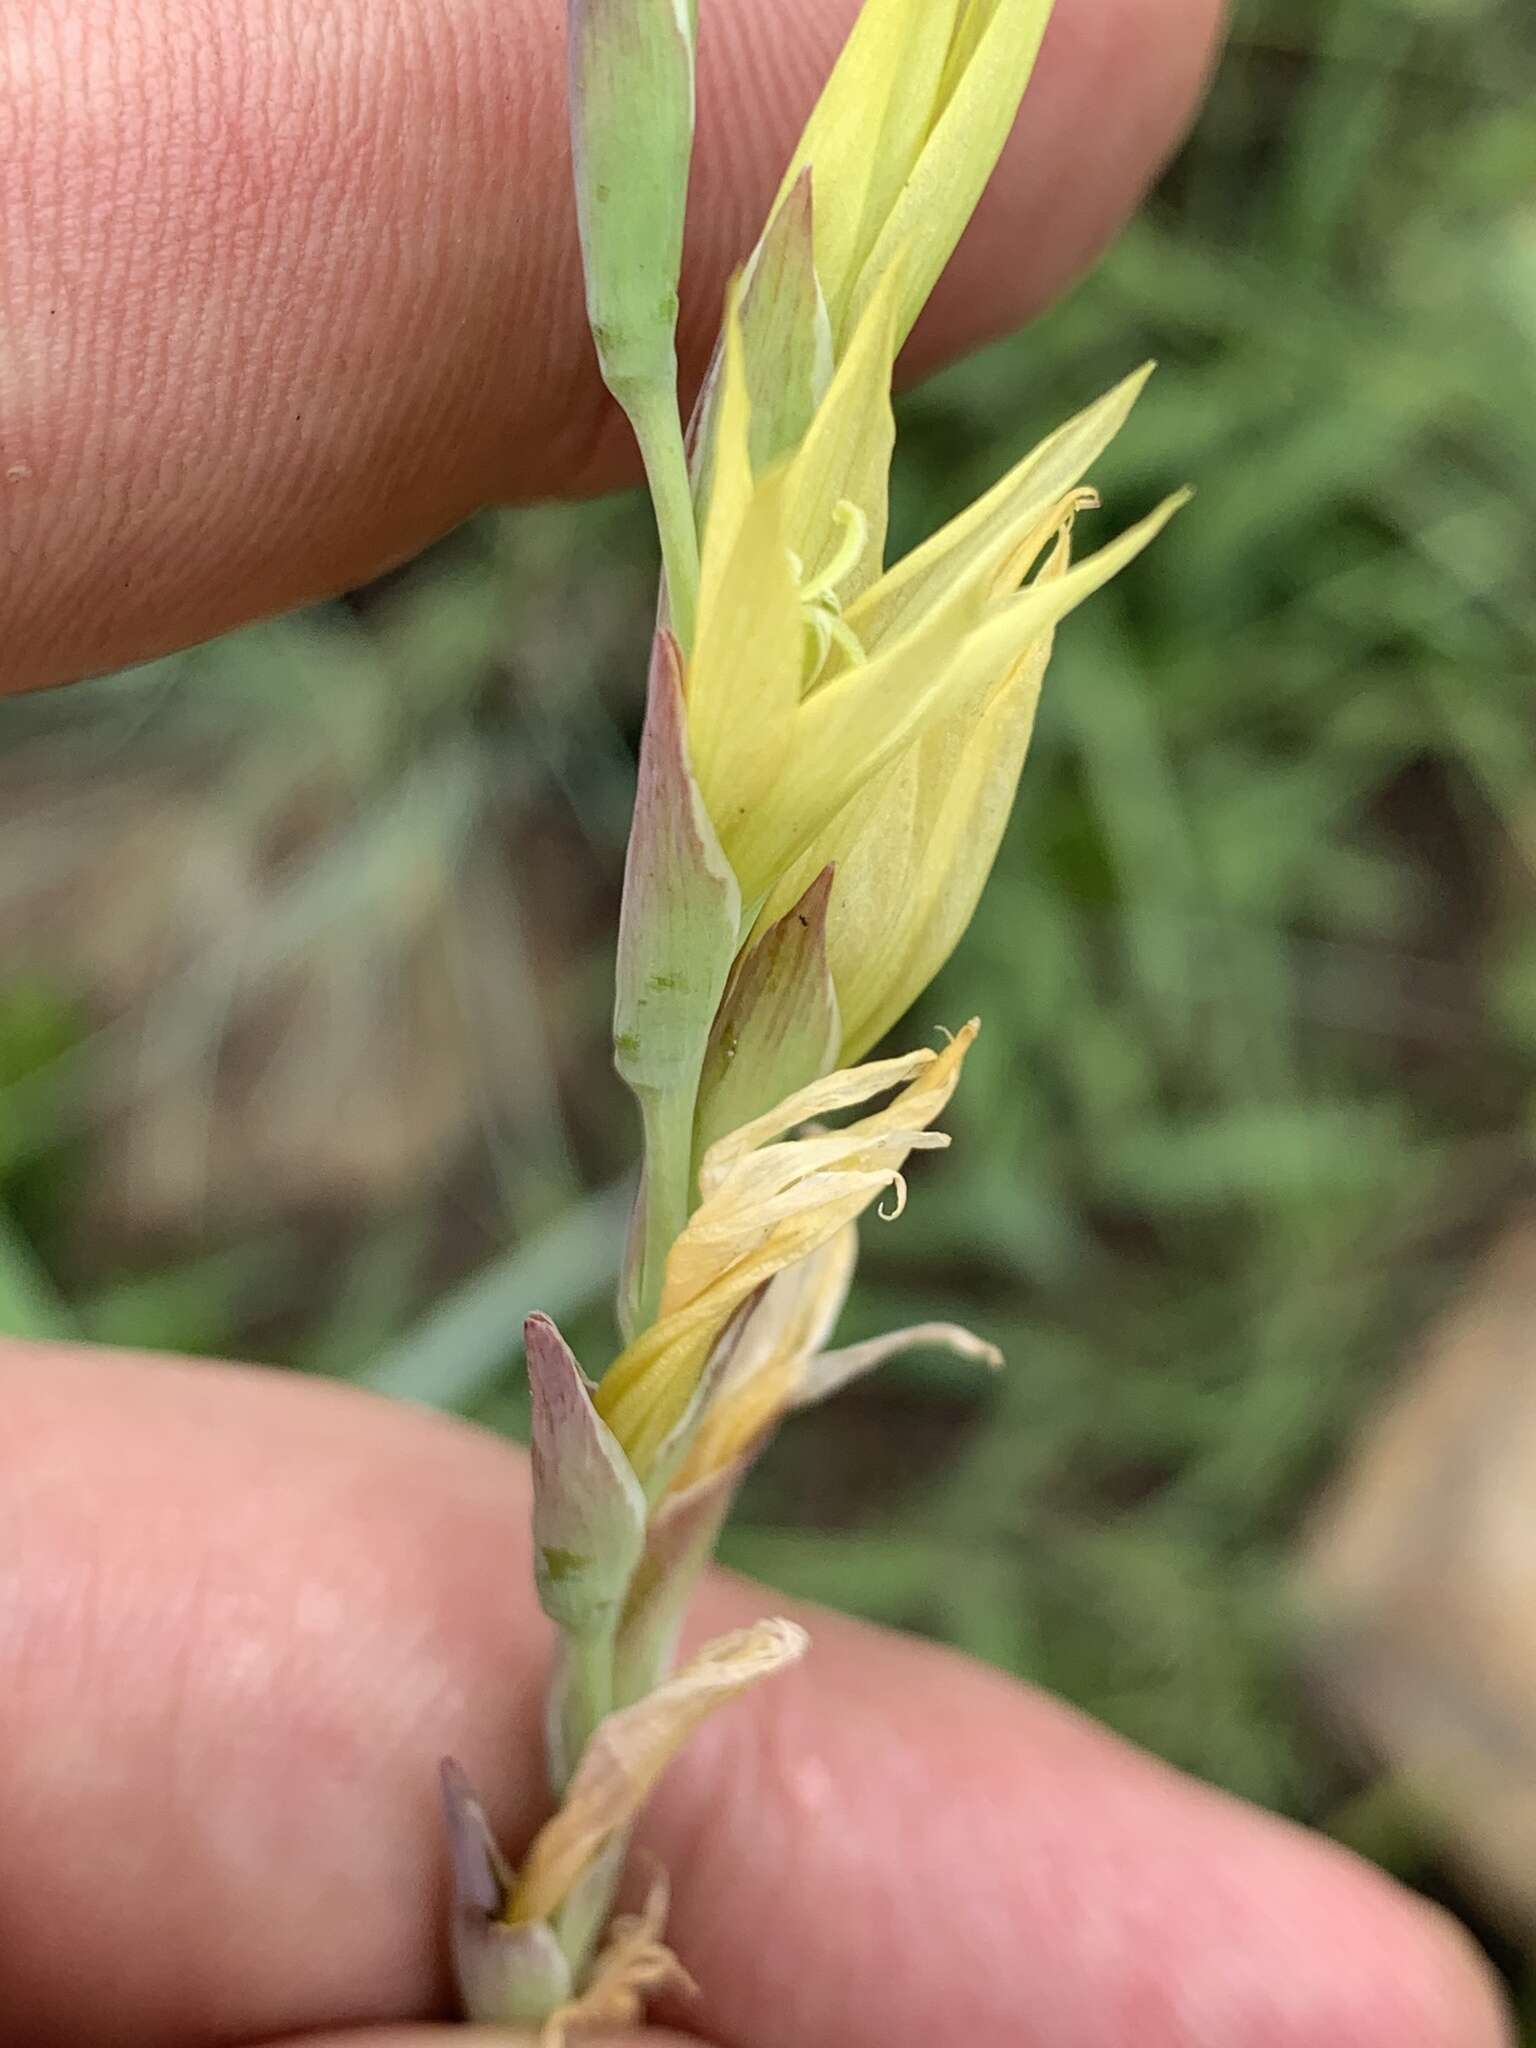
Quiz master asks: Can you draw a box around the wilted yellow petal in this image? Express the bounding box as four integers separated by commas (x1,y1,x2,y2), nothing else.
797,1316,1002,1409
541,1873,691,2046
595,1028,977,1471
670,1225,858,1490
509,1619,808,1924
833,1015,978,1141
697,1037,940,1182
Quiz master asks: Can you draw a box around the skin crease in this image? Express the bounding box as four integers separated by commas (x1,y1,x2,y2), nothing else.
0,1344,1513,2048
0,0,1225,692
0,2,1511,2042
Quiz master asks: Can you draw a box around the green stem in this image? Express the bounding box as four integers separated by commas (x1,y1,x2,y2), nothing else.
547,1625,627,1987
619,370,701,657
557,1622,617,1796
622,1081,697,1340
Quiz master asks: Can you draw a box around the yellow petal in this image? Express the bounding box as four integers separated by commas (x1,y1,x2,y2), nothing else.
738,170,832,471
748,495,1085,991
509,1619,807,1924
851,0,1055,348
829,522,1073,1059
717,569,988,908
847,364,1155,651
839,625,1053,1060
723,491,1192,906
694,294,758,618
685,488,801,852
763,0,964,344
748,742,925,1005
935,0,997,100
685,328,802,851
781,259,904,598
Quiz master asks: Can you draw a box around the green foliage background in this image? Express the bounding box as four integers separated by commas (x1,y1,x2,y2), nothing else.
3,0,1535,1991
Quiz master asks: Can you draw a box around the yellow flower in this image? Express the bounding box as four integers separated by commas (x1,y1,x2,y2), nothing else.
665,0,1189,1057
608,0,1189,1329
596,1022,980,1475
685,283,1185,935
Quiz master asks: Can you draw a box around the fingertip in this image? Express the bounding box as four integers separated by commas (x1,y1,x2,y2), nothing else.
1271,1885,1514,2048
647,1588,1512,2048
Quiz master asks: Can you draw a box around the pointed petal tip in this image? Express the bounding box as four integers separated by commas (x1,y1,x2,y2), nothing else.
651,622,686,680
798,863,837,919
524,1312,588,1409
782,160,816,225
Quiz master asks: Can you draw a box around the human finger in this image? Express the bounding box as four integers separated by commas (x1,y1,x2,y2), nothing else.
0,0,1225,692
0,1339,1505,2047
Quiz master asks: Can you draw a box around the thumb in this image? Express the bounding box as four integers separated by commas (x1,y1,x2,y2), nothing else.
1,0,1223,693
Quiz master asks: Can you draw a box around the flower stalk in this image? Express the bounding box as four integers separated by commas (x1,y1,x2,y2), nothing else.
443,0,1189,2031
568,0,703,647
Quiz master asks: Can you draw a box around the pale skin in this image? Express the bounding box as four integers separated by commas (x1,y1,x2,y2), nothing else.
0,2,1514,2043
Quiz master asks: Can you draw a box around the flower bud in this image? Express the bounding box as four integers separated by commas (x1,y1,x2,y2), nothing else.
526,1313,647,1638
440,1759,575,2025
568,0,697,400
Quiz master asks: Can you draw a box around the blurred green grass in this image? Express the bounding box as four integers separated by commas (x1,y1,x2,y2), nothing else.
3,0,1536,1970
